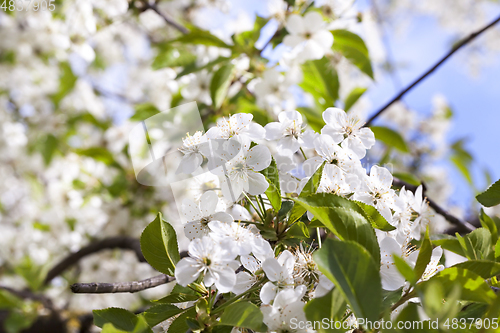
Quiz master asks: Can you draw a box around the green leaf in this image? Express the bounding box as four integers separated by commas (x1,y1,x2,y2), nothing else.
176,56,229,79
370,126,409,153
314,239,382,322
418,267,496,304
476,178,500,207
450,139,473,185
299,57,339,108
452,260,500,279
393,172,421,187
288,162,325,224
173,28,232,48
480,208,498,244
456,228,492,260
154,293,200,304
52,61,77,107
0,290,24,310
140,213,180,276
218,302,265,331
142,304,185,327
210,63,235,109
295,193,380,263
286,221,310,239
331,29,373,78
40,134,58,165
297,107,326,132
413,229,432,282
260,158,281,212
152,45,197,70
76,147,116,165
130,104,161,122
93,308,147,332
304,288,346,332
353,200,395,232
344,87,367,111
394,303,428,333
393,255,417,285
167,307,196,333
431,235,465,257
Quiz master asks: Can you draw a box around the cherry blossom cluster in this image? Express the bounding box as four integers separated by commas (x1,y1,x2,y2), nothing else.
173,109,442,331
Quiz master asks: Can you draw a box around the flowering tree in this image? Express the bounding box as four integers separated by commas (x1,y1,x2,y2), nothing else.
1,0,500,332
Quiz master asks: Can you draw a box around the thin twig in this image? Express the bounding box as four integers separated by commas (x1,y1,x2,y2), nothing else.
145,2,189,34
392,178,476,233
43,236,145,286
70,274,174,294
365,13,500,126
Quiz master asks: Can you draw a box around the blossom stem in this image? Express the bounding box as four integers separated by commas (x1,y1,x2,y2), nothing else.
300,147,308,160
212,280,265,314
258,195,267,218
317,227,322,248
244,193,265,221
389,290,417,312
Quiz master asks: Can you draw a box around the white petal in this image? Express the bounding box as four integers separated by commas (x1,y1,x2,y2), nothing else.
265,122,283,140
371,165,393,190
221,177,244,203
175,258,202,286
312,30,334,49
211,211,234,223
303,11,324,33
278,136,300,154
260,281,278,304
182,198,203,221
247,122,265,140
323,107,347,128
357,127,376,149
246,145,271,171
247,172,270,195
199,190,218,216
343,135,367,159
214,266,237,293
285,14,305,35
176,153,203,175
184,221,209,240
262,258,283,282
232,272,255,294
278,110,302,123
277,250,295,274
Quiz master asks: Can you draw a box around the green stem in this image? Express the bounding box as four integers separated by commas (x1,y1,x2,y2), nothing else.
317,227,322,248
258,195,267,218
389,290,417,312
300,147,308,160
212,281,265,314
244,193,265,222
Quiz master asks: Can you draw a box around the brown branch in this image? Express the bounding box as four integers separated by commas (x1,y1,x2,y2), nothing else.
392,178,477,233
70,274,174,294
365,13,500,126
43,237,145,286
145,2,189,34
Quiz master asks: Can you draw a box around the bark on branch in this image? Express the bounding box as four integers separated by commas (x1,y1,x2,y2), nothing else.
365,14,500,126
43,236,145,286
145,2,189,34
70,274,174,294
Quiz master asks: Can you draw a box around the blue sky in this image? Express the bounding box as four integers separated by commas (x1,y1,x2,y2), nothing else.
364,13,500,208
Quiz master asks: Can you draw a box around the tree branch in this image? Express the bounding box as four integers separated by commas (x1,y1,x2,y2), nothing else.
145,2,189,34
43,236,145,286
392,178,477,233
365,13,500,126
70,274,174,294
